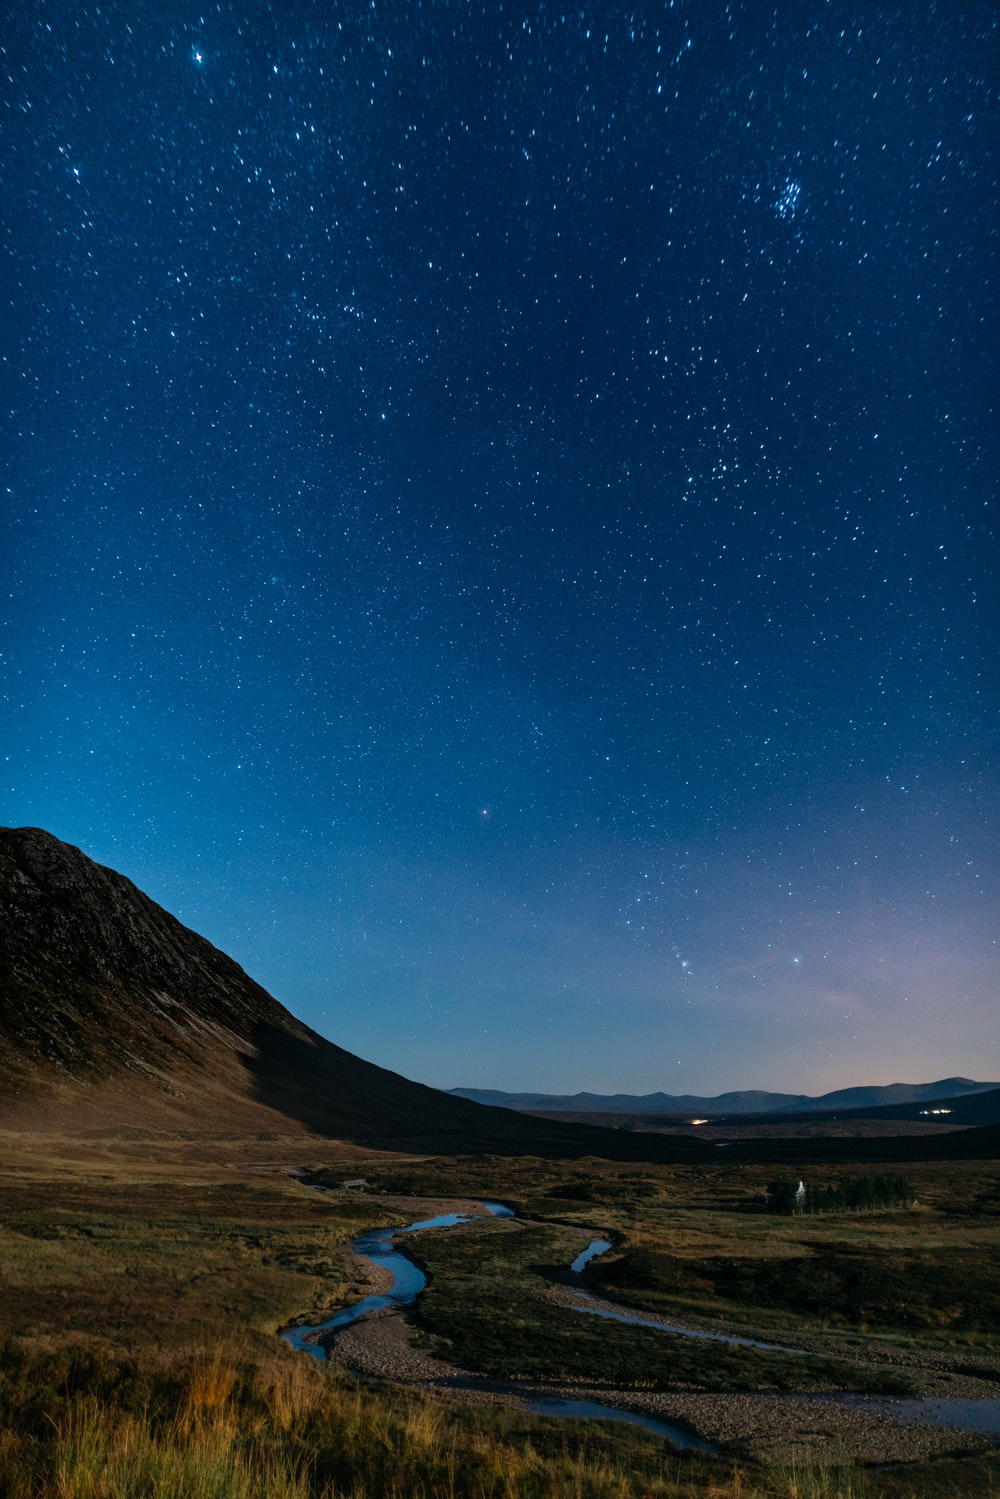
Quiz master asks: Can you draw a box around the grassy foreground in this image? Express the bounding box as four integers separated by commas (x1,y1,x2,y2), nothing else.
1,1131,999,1497
2,1338,708,1499
1,1340,993,1499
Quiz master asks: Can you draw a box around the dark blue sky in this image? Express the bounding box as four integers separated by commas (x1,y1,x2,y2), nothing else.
3,2,997,1094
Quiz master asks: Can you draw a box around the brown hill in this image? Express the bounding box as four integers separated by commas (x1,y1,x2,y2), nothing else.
0,826,582,1148
3,827,998,1167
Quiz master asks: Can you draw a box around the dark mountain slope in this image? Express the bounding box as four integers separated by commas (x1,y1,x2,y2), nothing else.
1,825,292,1091
0,827,595,1148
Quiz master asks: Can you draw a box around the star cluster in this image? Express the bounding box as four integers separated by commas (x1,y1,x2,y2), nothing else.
3,1,997,1092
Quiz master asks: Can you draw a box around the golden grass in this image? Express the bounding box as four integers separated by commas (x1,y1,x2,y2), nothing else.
3,1341,953,1499
0,1343,674,1497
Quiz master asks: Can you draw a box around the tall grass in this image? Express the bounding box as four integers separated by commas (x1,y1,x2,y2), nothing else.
52,1398,311,1499
0,1342,694,1499
757,1455,870,1499
0,1342,992,1499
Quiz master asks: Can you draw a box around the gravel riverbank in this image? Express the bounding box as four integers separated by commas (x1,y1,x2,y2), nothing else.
316,1296,996,1464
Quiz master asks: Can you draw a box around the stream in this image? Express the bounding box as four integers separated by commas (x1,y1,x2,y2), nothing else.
566,1241,811,1355
282,1199,1000,1445
281,1200,714,1451
281,1204,512,1360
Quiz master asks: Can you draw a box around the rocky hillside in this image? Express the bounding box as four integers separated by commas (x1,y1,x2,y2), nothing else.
0,826,297,1087
0,827,566,1147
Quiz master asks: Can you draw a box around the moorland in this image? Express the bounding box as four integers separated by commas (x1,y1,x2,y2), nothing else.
2,1127,999,1499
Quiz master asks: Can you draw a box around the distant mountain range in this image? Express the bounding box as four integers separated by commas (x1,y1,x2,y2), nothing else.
449,1079,1000,1116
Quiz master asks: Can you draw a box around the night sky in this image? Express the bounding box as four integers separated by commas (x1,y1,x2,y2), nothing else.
3,2,997,1097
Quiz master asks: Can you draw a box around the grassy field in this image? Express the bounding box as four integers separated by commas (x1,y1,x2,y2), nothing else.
409,1217,912,1392
363,1152,1000,1353
0,1139,397,1355
2,1130,999,1497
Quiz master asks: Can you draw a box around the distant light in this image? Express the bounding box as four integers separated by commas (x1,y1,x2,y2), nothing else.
690,1118,708,1125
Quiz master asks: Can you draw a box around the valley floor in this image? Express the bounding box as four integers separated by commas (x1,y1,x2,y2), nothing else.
1,1128,999,1497
298,1191,1000,1467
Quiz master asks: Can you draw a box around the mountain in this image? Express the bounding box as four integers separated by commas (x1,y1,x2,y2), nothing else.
0,826,595,1150
450,1079,1000,1116
451,1089,811,1113
4,826,997,1165
781,1080,997,1112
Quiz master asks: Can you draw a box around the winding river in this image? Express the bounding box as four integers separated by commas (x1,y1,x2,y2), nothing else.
281,1198,1000,1445
281,1204,512,1360
281,1200,715,1451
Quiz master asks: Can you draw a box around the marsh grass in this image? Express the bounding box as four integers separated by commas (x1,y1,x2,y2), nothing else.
51,1397,312,1499
590,1241,1000,1340
367,1154,1000,1352
409,1221,911,1393
0,1167,399,1353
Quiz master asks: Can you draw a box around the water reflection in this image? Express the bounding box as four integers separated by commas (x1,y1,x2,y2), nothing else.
570,1238,612,1273
282,1203,504,1358
840,1395,1000,1435
569,1292,810,1355
527,1395,717,1452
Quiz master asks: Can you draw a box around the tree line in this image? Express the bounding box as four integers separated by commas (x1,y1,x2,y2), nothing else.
764,1174,917,1215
